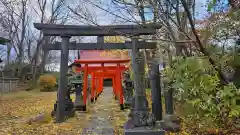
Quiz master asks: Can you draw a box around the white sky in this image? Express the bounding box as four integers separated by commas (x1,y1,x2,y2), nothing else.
0,0,210,71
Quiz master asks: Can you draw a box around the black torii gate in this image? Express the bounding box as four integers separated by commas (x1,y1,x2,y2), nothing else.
34,23,165,134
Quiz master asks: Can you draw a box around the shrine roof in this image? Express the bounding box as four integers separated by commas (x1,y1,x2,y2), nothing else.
74,59,130,64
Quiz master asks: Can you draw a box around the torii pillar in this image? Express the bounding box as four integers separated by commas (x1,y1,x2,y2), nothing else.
56,35,72,123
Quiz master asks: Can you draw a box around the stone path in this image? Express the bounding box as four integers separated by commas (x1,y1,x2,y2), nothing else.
76,87,129,134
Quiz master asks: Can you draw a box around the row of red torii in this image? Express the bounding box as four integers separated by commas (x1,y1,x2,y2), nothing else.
74,59,130,110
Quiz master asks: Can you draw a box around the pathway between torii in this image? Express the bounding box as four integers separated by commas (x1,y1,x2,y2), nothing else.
75,86,129,134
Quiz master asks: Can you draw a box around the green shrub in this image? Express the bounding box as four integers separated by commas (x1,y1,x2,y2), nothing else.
162,56,240,128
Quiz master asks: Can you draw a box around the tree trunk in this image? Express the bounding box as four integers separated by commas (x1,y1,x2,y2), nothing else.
32,39,43,80
40,50,49,74
40,37,50,74
18,0,27,64
6,44,11,65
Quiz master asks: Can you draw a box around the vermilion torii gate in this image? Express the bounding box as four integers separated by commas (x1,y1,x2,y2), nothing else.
75,64,128,99
34,23,164,134
74,59,130,110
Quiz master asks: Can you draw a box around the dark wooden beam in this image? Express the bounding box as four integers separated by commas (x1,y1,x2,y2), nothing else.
97,36,104,43
33,23,162,36
43,41,157,50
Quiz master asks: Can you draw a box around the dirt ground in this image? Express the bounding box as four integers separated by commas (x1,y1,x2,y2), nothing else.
0,87,128,135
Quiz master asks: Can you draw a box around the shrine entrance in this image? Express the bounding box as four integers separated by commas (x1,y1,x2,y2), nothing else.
74,59,130,110
34,23,166,134
104,78,113,86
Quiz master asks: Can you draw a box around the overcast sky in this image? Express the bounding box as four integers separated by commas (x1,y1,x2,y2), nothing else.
0,0,216,70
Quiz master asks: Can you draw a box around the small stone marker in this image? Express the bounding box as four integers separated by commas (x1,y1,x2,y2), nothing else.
26,113,46,125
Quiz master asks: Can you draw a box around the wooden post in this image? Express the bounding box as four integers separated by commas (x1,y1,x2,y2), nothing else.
149,62,163,121
100,63,104,95
97,36,104,43
116,69,120,101
56,35,70,123
97,77,101,96
100,77,103,94
118,63,124,110
95,77,99,100
112,76,117,99
83,64,88,110
91,72,95,103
